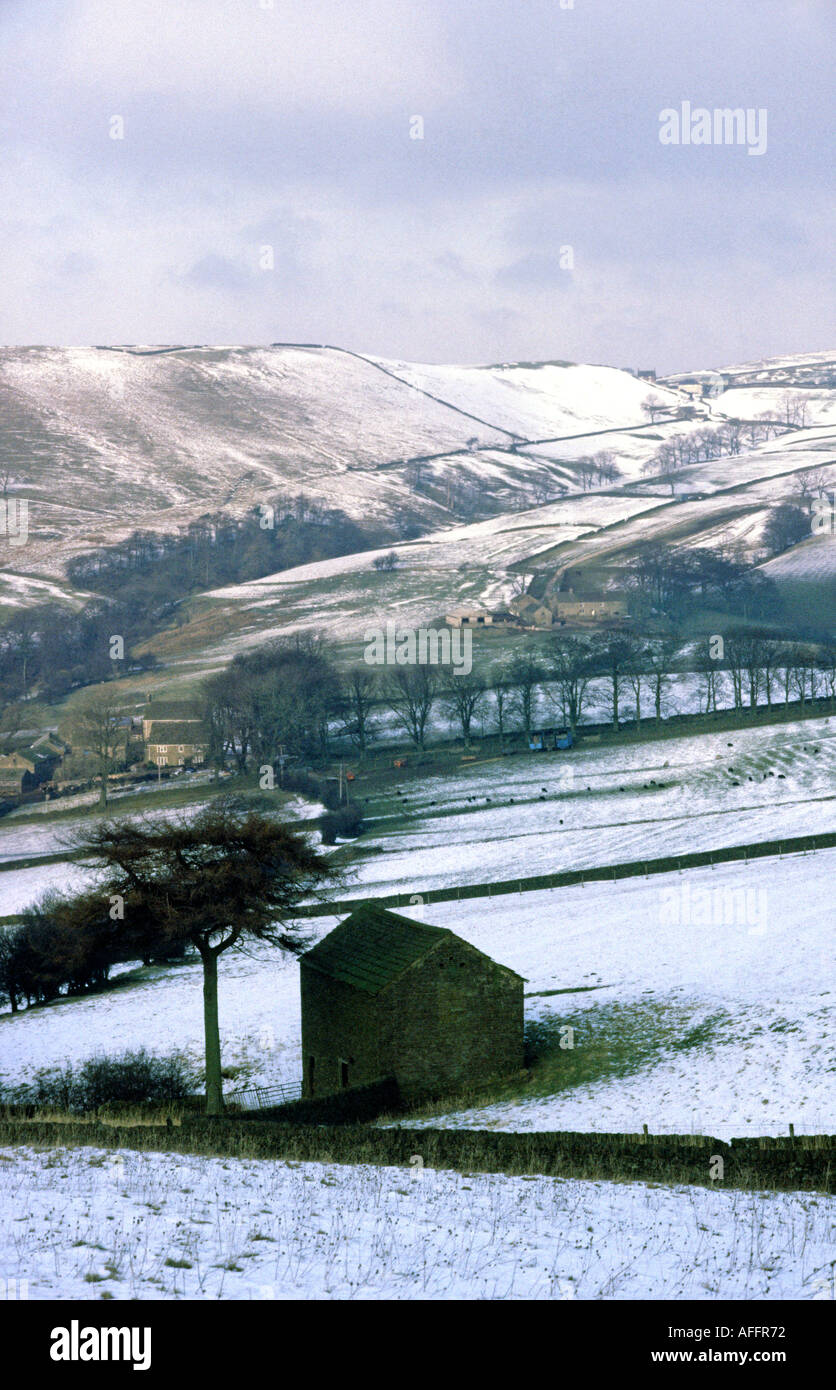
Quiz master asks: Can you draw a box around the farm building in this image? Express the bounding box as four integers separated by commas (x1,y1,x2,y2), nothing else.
550,590,629,622
0,752,36,795
508,594,554,627
300,903,524,1100
145,721,209,768
445,607,493,627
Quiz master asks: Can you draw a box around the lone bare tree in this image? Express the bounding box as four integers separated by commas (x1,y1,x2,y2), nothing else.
75,801,335,1115
641,394,667,424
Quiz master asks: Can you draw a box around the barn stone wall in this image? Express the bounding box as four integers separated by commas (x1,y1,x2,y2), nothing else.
299,965,382,1098
380,937,524,1097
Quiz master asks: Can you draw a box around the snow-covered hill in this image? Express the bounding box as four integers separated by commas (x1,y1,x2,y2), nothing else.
2,343,834,659
0,345,666,589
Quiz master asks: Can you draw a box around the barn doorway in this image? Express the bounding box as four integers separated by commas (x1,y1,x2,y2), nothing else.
340,1060,350,1089
307,1056,315,1096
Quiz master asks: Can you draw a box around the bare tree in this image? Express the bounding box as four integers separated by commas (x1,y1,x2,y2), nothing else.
817,647,836,709
646,637,680,725
507,653,545,741
694,638,722,716
387,667,438,751
443,671,486,748
591,635,639,732
73,690,124,806
548,637,593,735
782,392,810,429
337,668,377,758
641,395,667,424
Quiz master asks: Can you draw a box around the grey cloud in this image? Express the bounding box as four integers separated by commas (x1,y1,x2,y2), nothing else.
0,0,832,368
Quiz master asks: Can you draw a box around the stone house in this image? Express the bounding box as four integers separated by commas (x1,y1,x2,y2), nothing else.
509,594,554,627
142,696,208,766
145,720,209,768
0,752,36,795
550,590,629,622
300,903,524,1100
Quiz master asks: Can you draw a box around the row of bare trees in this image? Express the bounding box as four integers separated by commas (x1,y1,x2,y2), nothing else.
641,420,779,490
695,635,836,715
65,629,836,800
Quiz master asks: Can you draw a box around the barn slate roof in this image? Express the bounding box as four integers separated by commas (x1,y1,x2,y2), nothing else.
301,903,453,995
302,903,524,995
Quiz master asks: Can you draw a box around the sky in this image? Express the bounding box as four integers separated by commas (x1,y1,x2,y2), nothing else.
0,0,833,371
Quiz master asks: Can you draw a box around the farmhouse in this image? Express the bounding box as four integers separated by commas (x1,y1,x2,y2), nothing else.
508,594,554,628
145,720,209,768
142,696,208,766
300,903,524,1100
0,752,36,795
550,590,629,622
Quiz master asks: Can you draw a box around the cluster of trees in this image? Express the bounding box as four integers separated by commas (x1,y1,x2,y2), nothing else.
762,504,812,556
626,543,778,622
0,891,123,1011
572,451,622,491
0,497,399,711
404,460,488,517
67,495,392,605
0,600,156,708
198,617,836,774
204,635,341,770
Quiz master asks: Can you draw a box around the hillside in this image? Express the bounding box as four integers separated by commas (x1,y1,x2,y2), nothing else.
0,345,670,606
4,343,832,615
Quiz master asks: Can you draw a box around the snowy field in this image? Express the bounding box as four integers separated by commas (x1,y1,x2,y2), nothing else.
2,847,833,1139
2,709,833,910
764,533,836,582
0,1146,832,1300
350,714,836,897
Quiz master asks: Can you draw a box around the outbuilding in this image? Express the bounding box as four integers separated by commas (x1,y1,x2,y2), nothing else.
300,903,524,1100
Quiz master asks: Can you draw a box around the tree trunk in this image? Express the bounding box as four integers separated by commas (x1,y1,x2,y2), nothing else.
201,949,224,1116
99,767,108,807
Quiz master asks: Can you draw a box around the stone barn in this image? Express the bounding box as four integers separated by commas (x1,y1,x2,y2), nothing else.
300,903,524,1100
